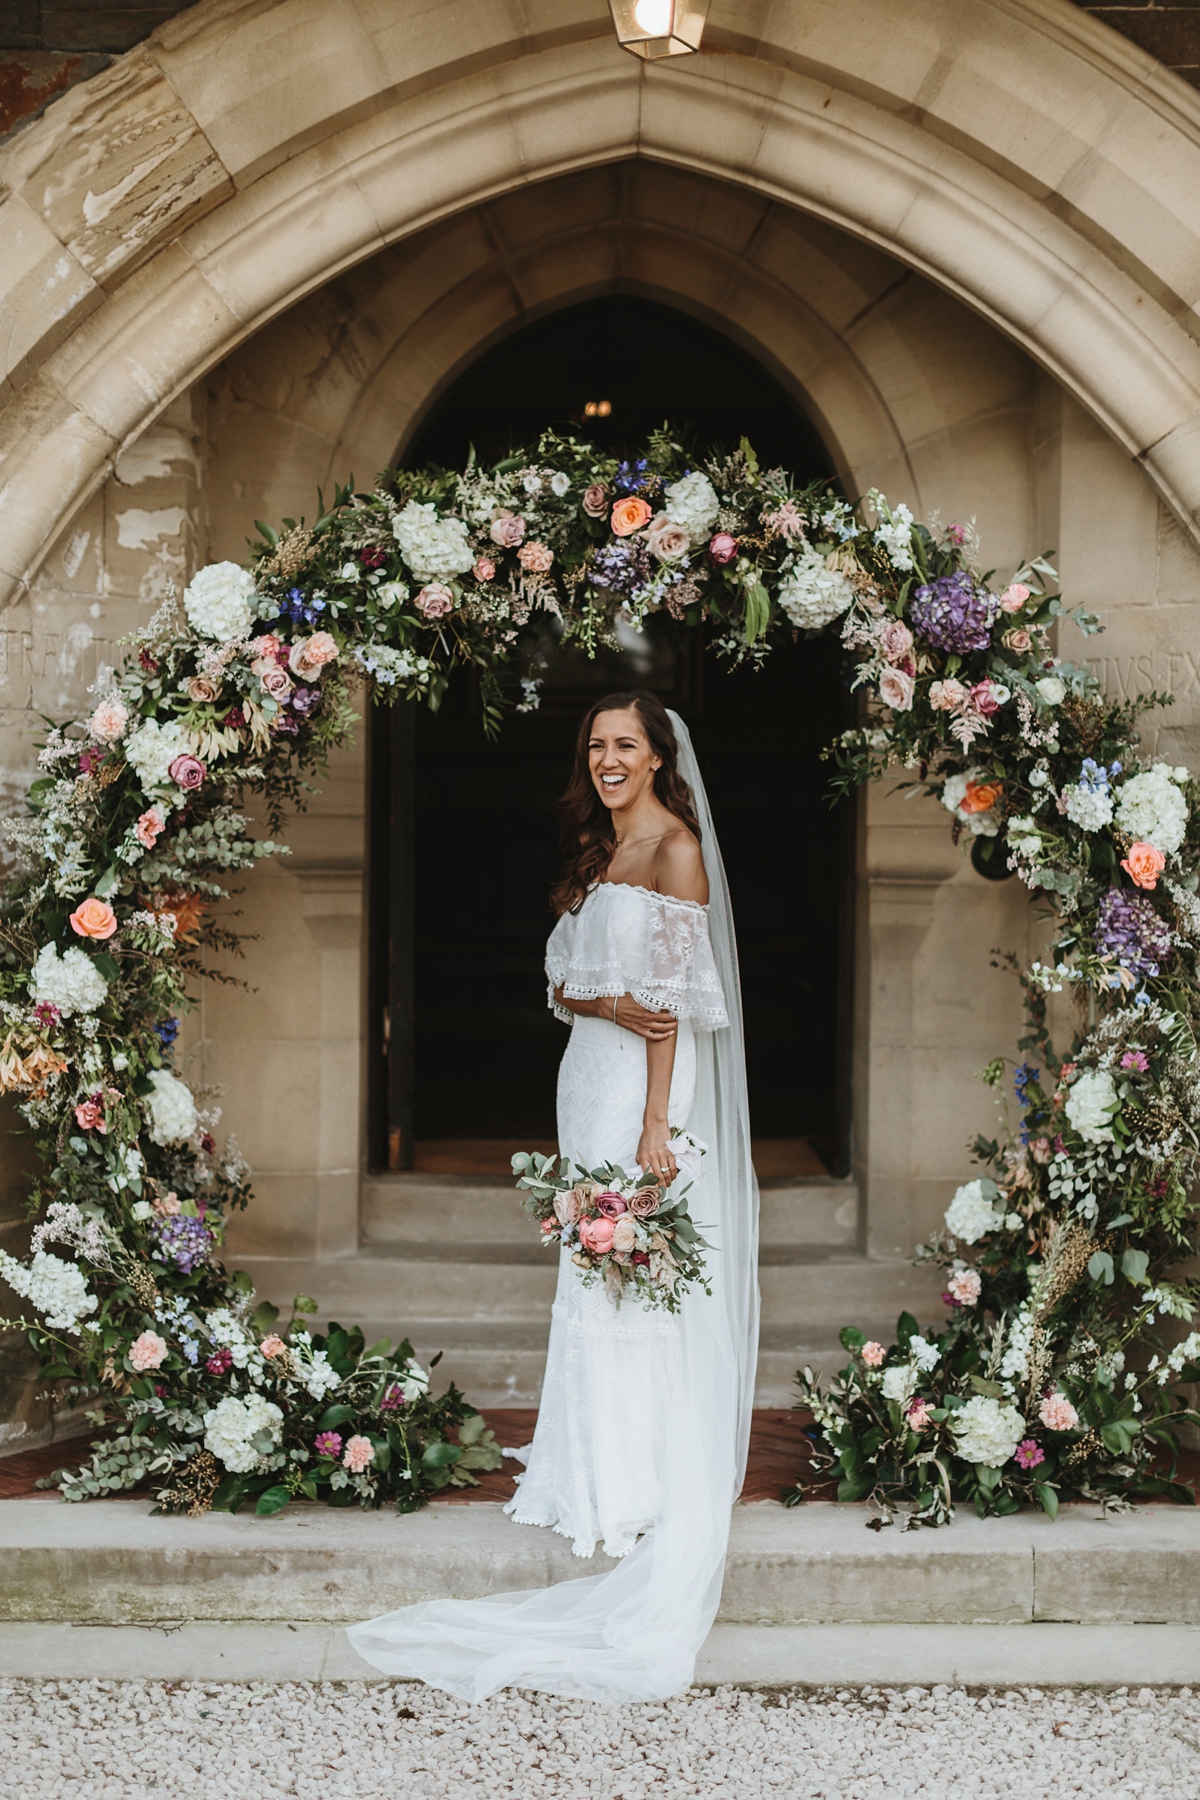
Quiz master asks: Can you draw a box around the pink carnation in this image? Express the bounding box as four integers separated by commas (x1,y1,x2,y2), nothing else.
929,678,968,712
130,1330,169,1372
861,1341,886,1367
1038,1393,1079,1432
89,698,129,743
517,541,554,574
343,1434,375,1473
260,1334,287,1358
946,1269,982,1308
135,806,166,849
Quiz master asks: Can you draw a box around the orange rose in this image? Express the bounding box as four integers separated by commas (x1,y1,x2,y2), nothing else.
69,897,117,940
610,497,653,537
1121,841,1166,890
961,779,1003,815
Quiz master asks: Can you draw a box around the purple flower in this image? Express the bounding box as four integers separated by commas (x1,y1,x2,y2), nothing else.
381,1383,406,1411
1015,1438,1045,1470
909,573,999,653
314,1431,342,1458
1121,1050,1150,1073
290,686,321,718
1094,888,1173,982
153,1018,179,1049
150,1213,212,1273
273,714,300,736
593,538,653,598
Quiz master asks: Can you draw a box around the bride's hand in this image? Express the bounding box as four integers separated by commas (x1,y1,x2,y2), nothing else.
637,1119,678,1187
613,993,677,1041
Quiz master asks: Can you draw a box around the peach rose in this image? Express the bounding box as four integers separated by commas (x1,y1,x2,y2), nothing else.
611,1216,638,1254
288,631,339,684
1121,842,1166,890
187,676,220,704
69,897,117,940
961,778,1003,815
250,633,285,661
517,541,554,573
129,1330,169,1372
582,484,609,518
260,1334,287,1358
88,698,129,742
489,511,526,548
578,1216,616,1256
473,557,496,582
999,583,1031,613
610,496,653,537
414,584,454,620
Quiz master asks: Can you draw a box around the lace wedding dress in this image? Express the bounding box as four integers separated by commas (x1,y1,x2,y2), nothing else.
347,713,760,1703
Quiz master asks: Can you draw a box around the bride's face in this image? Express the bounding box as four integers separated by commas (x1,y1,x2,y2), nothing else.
588,708,661,816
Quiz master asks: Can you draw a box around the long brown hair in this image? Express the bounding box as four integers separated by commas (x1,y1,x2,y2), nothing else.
551,690,701,915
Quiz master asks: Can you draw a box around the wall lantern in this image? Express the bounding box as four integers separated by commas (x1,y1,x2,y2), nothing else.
607,0,710,59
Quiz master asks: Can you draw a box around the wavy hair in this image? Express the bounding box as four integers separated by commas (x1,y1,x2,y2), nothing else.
551,690,700,916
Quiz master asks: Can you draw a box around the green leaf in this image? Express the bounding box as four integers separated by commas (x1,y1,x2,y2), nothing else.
1088,1250,1115,1286
421,1439,462,1468
839,1326,866,1353
739,435,759,474
91,953,119,983
38,1363,77,1381
743,581,771,645
1120,1248,1149,1286
1035,1483,1059,1520
457,1411,487,1447
292,1293,319,1314
1100,1419,1138,1456
836,1475,873,1503
94,866,118,898
970,1376,1005,1399
299,1478,319,1502
316,1403,356,1430
254,1485,292,1516
896,1311,919,1346
251,1301,280,1335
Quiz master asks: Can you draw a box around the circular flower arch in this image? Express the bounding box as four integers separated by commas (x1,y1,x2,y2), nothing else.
1,426,1197,1522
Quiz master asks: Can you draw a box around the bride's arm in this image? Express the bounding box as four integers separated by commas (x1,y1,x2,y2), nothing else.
552,986,677,1040
638,1034,678,1184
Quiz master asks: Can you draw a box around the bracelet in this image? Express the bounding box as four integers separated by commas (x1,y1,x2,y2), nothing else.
612,994,618,1023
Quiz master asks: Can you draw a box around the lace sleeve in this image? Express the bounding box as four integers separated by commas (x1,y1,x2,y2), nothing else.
545,884,729,1030
634,892,729,1030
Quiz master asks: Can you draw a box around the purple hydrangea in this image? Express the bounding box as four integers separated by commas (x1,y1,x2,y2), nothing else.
593,538,651,597
1094,887,1173,981
150,1213,213,1273
909,573,999,653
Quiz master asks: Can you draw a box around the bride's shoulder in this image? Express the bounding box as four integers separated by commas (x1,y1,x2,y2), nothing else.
651,826,708,907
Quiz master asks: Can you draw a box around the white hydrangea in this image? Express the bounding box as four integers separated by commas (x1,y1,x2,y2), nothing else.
202,1392,284,1474
951,1395,1026,1466
1065,1068,1118,1145
183,562,259,641
391,501,475,584
908,1334,941,1373
941,767,1001,837
0,1248,97,1333
124,717,187,793
1062,786,1114,832
662,470,719,539
144,1069,199,1146
880,1364,917,1404
1115,764,1189,855
945,1179,1001,1245
30,942,108,1017
777,547,856,630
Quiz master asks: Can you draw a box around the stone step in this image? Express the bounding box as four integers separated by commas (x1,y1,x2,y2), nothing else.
361,1174,859,1247
4,1497,1198,1629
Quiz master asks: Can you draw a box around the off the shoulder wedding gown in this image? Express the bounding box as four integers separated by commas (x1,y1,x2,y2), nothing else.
348,712,760,1703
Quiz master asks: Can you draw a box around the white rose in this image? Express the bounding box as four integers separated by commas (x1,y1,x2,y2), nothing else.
30,943,108,1018
881,1364,918,1404
144,1069,199,1146
130,1201,153,1221
1065,1069,1118,1145
945,1179,1001,1245
663,470,720,539
375,581,409,608
391,501,475,584
183,563,259,641
1035,676,1065,707
550,472,571,497
777,546,855,630
951,1395,1026,1466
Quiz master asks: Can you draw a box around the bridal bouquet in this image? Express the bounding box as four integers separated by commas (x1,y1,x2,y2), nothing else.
512,1134,710,1313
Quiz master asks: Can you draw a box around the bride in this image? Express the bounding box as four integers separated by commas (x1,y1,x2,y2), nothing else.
348,691,760,1702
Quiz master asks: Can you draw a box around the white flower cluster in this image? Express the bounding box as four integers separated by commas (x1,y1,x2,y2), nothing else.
998,1306,1035,1384
143,1069,199,1146
391,501,475,584
30,942,108,1017
202,1392,284,1473
1065,1069,1118,1145
352,643,431,689
880,1364,917,1403
941,767,1001,837
908,1334,941,1373
1115,764,1189,854
945,1179,1001,1245
777,547,856,630
662,470,719,539
183,562,259,641
951,1395,1026,1465
1150,1331,1200,1385
869,493,915,572
205,1308,255,1368
124,718,187,793
1063,786,1113,832
290,1332,342,1401
0,1247,97,1333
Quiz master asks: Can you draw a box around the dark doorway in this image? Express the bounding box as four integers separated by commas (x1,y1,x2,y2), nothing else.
369,297,853,1177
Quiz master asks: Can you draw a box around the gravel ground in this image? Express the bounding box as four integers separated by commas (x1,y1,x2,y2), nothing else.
2,1679,1197,1797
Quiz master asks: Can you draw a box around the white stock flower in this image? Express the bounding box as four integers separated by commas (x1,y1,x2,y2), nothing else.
301,1349,341,1401
401,1359,430,1402
1065,1069,1118,1145
951,1395,1026,1466
880,1364,918,1404
1115,764,1189,855
999,1307,1035,1382
183,563,259,641
945,1179,1001,1245
908,1335,941,1373
1063,786,1114,832
0,1248,97,1333
202,1393,284,1474
871,498,915,572
205,1308,254,1367
777,546,855,631
143,1069,199,1146
662,470,719,539
391,501,475,584
30,942,108,1017
124,717,187,793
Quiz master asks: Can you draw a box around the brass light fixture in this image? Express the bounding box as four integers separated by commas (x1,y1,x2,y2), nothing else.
607,0,710,60
584,400,612,418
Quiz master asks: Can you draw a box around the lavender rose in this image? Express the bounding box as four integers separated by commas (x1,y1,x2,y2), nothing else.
878,667,914,712
582,484,609,519
628,1186,662,1218
168,754,205,791
489,511,525,548
647,514,690,562
595,1191,628,1219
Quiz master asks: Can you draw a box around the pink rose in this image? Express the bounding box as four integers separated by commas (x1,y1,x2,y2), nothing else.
74,1096,106,1133
254,659,293,700
708,533,738,565
540,1218,557,1236
88,698,129,743
168,754,206,791
595,1191,628,1218
861,1341,886,1367
1038,1393,1079,1432
628,1186,662,1219
646,514,690,562
878,619,914,664
946,1269,982,1307
1002,628,1032,655
582,484,609,519
260,1335,287,1358
472,557,496,582
130,1330,169,1372
489,511,526,548
929,678,968,712
414,584,454,620
578,1216,616,1256
343,1434,375,1473
878,667,914,712
969,680,1002,718
517,541,554,573
999,583,1031,613
288,631,339,684
553,1189,584,1227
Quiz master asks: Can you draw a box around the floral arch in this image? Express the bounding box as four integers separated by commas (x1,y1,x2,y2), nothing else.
1,428,1197,1522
